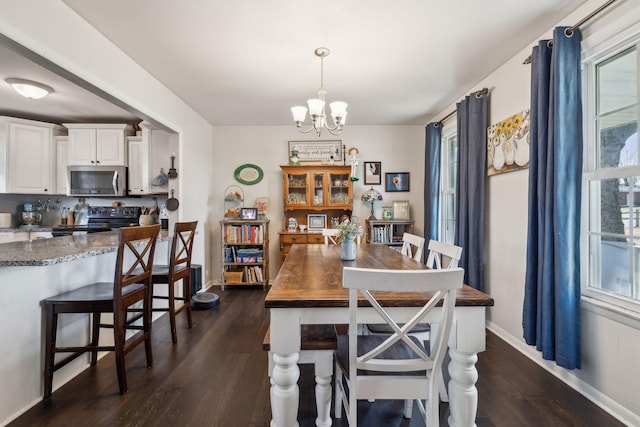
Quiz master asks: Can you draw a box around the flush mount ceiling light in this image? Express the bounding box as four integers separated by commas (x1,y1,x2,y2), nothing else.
5,78,53,99
291,47,347,137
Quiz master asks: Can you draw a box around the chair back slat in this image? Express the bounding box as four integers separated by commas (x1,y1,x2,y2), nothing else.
322,228,340,245
169,221,198,274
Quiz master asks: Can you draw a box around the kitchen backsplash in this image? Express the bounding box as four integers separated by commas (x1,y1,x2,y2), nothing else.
0,194,167,227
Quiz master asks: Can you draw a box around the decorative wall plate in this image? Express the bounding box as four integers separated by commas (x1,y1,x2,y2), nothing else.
234,163,263,185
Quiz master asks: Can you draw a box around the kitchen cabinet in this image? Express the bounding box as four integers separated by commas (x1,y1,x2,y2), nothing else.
221,219,269,290
55,136,69,195
0,116,65,194
278,231,324,264
127,122,172,195
64,123,133,166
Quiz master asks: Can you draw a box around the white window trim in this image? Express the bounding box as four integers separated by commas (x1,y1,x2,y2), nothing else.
582,17,640,316
440,120,457,244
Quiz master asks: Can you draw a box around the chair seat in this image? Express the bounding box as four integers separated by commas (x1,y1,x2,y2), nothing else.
134,264,189,280
45,282,145,304
335,334,427,376
366,323,431,334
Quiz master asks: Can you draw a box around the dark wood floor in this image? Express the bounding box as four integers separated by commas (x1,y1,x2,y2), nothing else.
10,288,624,427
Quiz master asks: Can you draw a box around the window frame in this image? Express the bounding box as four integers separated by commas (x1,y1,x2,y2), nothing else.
440,120,457,245
583,32,640,313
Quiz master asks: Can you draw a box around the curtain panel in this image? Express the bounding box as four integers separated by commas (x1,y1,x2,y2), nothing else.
424,123,442,243
523,26,582,369
455,92,487,291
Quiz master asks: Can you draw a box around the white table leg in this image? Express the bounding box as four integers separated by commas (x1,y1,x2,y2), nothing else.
447,347,479,427
270,352,300,427
314,351,333,427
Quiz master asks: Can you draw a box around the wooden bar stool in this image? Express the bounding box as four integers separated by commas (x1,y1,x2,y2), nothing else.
43,224,160,399
150,221,198,343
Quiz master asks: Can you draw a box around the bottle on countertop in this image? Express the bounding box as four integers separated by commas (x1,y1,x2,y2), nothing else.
160,203,169,230
60,206,68,225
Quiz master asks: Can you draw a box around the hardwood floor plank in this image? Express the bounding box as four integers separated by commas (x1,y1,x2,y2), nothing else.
8,288,624,427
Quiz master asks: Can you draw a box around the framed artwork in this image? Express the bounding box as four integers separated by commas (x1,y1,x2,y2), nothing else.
240,207,258,220
288,140,343,164
385,172,410,192
487,109,530,176
392,201,410,220
307,214,327,231
364,161,382,185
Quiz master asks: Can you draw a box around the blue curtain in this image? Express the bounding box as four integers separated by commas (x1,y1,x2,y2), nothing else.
424,123,442,243
455,91,487,291
523,27,582,369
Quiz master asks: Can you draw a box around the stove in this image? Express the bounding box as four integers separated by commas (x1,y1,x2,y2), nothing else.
52,206,142,237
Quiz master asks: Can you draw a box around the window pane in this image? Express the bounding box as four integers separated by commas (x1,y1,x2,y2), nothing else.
597,46,636,115
447,135,457,189
598,110,637,169
589,233,633,298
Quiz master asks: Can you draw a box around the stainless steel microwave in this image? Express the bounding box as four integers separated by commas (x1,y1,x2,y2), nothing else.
67,166,127,197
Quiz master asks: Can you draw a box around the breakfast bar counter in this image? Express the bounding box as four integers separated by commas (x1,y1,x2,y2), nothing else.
0,229,170,425
0,229,170,266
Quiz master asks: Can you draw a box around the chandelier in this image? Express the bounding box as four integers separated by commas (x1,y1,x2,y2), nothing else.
291,47,348,137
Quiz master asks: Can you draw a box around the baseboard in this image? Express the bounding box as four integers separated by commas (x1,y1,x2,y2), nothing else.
486,321,639,426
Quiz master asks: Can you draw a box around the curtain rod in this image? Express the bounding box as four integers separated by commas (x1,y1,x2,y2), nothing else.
523,0,618,64
433,88,488,126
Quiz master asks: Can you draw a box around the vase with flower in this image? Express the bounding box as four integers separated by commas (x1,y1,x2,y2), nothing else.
336,219,362,261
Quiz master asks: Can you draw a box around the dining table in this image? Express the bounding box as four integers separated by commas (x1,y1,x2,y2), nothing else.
265,243,494,427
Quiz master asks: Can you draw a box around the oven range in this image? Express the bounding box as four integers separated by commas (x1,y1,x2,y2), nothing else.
52,206,142,237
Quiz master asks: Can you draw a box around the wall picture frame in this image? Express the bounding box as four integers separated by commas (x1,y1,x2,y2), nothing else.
392,201,410,220
307,214,327,231
364,161,382,185
240,207,258,220
288,140,343,164
385,172,410,192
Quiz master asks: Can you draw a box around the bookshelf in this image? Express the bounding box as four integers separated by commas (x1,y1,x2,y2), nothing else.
221,219,269,290
365,219,414,249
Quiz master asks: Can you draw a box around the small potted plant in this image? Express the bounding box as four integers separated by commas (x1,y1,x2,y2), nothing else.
336,219,362,260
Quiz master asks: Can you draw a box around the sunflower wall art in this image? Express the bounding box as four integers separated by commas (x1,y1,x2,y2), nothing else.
487,109,530,176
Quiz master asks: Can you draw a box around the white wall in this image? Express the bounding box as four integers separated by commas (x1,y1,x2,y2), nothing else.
426,0,640,424
211,125,424,282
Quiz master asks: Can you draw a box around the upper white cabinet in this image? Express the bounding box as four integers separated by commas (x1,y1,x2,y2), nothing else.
0,116,65,194
55,136,69,195
63,123,133,166
127,122,173,195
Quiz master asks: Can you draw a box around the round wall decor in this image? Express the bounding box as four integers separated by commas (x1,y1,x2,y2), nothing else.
234,163,264,185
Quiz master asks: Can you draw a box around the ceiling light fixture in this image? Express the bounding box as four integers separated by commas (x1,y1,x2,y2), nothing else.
291,47,347,137
5,78,53,99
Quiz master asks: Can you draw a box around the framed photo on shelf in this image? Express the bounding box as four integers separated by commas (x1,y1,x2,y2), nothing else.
385,172,410,192
364,161,382,185
240,207,258,220
392,201,410,220
307,214,327,231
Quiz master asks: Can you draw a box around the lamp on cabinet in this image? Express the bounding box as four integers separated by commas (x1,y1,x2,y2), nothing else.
361,187,382,220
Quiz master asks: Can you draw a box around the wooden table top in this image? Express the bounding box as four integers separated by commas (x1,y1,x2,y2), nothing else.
265,244,494,308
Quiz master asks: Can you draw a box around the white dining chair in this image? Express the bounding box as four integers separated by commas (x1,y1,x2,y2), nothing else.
401,232,426,262
321,228,340,245
334,266,464,426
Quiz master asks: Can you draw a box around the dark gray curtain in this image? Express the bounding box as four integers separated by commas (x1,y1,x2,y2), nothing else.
523,27,582,369
424,123,442,243
455,91,487,291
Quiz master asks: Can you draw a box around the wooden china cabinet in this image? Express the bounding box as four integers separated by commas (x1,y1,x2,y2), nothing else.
279,165,353,264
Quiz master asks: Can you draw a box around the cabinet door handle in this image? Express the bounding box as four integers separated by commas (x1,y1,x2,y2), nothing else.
291,237,297,242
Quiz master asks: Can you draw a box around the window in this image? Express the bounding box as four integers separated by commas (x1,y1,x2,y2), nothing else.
584,40,640,311
440,124,457,244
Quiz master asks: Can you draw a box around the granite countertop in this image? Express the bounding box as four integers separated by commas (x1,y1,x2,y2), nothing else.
0,227,54,233
0,229,169,267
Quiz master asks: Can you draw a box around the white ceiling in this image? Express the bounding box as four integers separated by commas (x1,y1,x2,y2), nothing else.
3,0,589,127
